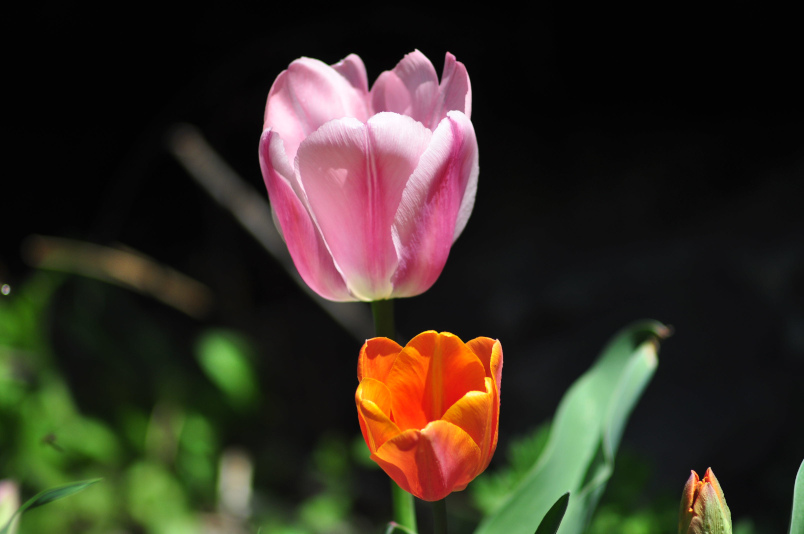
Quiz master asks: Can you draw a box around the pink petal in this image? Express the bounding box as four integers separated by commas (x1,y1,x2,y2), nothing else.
258,129,352,301
390,110,479,297
296,113,432,301
370,50,439,127
332,53,369,96
430,52,472,122
264,56,370,163
370,51,472,130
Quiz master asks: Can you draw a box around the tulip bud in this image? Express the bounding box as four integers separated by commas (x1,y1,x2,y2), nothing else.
678,468,732,534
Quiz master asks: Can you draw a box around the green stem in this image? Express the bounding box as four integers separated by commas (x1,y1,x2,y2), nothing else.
391,481,417,532
371,299,396,338
432,498,447,534
371,300,417,532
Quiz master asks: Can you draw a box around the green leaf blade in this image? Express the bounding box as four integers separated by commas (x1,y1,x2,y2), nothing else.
534,492,570,534
17,478,102,513
790,460,804,534
1,478,101,534
475,320,668,534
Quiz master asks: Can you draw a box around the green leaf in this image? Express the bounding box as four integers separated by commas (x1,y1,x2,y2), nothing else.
534,492,570,534
472,422,552,516
790,459,804,534
1,478,101,534
476,320,669,534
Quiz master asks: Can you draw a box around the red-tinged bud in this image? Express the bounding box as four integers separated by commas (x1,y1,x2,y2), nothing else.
679,468,732,534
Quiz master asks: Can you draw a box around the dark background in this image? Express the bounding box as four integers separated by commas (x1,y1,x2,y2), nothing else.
6,3,802,531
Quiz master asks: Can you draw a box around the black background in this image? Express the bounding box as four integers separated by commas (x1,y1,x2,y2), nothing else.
6,3,803,531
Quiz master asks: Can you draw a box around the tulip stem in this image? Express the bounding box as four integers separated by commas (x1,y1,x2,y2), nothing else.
391,481,417,532
371,299,396,338
371,299,417,532
432,498,447,534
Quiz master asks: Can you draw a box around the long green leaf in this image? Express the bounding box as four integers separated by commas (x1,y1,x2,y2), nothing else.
0,478,101,534
790,460,804,534
476,320,668,534
534,492,570,534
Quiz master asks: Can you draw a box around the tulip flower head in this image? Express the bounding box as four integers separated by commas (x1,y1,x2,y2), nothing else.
678,468,732,534
355,331,502,501
259,51,478,301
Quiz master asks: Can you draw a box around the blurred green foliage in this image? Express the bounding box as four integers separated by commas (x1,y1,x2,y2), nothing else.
195,330,260,411
1,274,200,532
0,273,374,533
2,272,756,534
1,478,101,534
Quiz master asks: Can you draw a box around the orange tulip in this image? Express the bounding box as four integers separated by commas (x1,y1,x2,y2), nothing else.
355,331,502,501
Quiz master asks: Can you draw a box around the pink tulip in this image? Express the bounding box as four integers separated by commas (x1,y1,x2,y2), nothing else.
259,51,478,302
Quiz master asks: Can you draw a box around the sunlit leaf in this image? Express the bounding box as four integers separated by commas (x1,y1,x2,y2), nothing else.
476,320,669,534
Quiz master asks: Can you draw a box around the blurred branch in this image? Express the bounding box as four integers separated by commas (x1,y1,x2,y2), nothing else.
217,448,253,520
22,234,213,319
198,448,253,534
166,124,372,341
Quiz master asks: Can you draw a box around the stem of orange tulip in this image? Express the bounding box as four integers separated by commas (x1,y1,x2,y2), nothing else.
433,498,447,534
371,299,417,533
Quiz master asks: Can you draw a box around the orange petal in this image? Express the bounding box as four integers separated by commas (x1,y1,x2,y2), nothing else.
386,332,486,430
358,398,402,453
356,378,396,453
441,377,497,474
356,377,393,415
372,420,482,501
358,337,403,381
466,337,503,390
465,338,502,466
